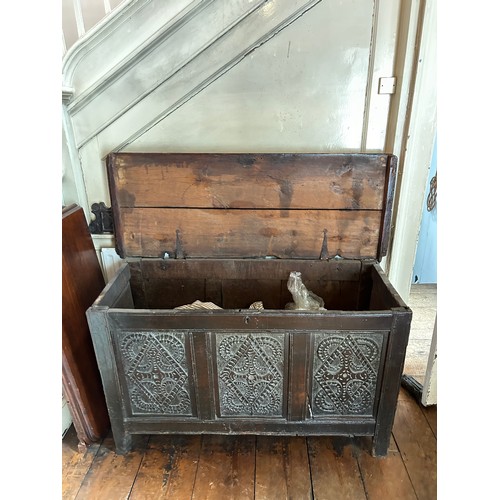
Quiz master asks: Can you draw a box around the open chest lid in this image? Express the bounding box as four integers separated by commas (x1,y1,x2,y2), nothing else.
107,153,397,261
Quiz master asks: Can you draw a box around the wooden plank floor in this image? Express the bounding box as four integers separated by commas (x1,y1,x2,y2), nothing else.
62,388,436,500
404,284,437,385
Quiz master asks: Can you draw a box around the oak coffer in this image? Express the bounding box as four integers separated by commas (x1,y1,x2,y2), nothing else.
87,153,412,456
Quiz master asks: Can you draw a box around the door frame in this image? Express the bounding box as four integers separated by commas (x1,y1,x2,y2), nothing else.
386,0,436,303
385,0,437,404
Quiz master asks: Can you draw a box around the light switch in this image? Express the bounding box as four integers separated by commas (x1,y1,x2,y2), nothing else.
378,77,397,95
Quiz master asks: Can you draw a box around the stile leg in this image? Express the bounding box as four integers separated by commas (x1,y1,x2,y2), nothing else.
371,311,412,458
112,430,140,454
371,429,391,457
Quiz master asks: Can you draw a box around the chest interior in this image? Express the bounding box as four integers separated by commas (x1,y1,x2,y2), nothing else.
118,258,398,312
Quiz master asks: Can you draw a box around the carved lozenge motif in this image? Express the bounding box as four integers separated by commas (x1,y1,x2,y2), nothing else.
119,331,192,415
217,333,285,416
313,332,384,416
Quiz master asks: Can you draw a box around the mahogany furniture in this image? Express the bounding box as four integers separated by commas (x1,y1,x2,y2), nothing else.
87,153,411,456
62,204,110,450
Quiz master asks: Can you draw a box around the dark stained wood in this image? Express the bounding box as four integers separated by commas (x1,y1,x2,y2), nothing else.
392,391,437,500
358,260,375,309
357,435,417,500
378,155,398,259
222,279,282,309
62,426,101,500
288,332,312,421
110,153,388,210
338,280,362,310
118,207,382,259
86,308,133,454
124,419,376,436
308,436,366,499
62,204,110,447
192,331,214,421
255,436,312,500
370,263,408,309
128,260,147,307
369,264,402,310
92,263,131,308
75,433,147,499
205,278,223,305
372,310,412,456
128,435,202,499
192,435,255,500
145,277,207,309
107,308,394,334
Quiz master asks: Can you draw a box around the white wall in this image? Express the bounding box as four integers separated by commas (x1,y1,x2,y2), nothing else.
62,0,434,299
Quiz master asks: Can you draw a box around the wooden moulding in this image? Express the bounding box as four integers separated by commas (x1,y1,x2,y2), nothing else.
124,420,377,436
105,309,395,332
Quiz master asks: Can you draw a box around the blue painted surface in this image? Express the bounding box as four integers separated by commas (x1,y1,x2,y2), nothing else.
412,136,437,284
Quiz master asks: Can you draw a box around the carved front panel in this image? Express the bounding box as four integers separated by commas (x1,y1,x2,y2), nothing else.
312,332,384,417
216,332,285,417
118,331,193,416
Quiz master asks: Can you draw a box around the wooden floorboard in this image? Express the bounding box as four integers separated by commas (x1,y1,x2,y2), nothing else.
393,390,437,500
422,404,437,438
308,436,366,499
128,435,202,499
192,435,255,500
62,426,101,500
255,436,312,500
74,433,148,500
404,284,437,384
62,389,436,499
357,435,418,500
